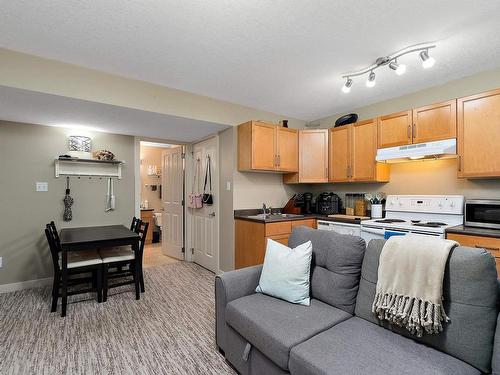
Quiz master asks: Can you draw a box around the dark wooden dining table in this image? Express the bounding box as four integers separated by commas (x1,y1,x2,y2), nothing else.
59,225,140,317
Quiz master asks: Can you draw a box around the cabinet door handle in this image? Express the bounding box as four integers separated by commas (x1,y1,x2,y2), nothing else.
458,155,462,172
475,245,500,251
278,155,281,167
412,123,417,139
407,125,411,139
325,167,328,179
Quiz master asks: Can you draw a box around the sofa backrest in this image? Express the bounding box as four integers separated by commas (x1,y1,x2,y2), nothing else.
355,239,499,373
288,226,366,314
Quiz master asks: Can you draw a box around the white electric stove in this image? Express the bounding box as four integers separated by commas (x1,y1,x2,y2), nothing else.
360,195,464,243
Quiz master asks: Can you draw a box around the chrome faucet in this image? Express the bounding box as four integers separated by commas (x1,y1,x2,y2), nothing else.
262,203,267,215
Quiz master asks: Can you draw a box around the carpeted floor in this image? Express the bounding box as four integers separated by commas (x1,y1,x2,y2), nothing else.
0,262,235,375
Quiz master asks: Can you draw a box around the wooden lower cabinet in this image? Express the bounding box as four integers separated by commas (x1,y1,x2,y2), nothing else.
140,210,154,244
446,232,500,276
235,219,316,269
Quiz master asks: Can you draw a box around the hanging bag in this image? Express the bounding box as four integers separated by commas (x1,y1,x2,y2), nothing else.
188,158,203,208
203,155,214,205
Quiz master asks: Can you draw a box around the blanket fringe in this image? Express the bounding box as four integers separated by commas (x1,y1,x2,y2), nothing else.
372,292,449,337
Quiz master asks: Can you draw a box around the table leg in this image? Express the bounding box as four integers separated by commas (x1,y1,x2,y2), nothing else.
61,250,68,317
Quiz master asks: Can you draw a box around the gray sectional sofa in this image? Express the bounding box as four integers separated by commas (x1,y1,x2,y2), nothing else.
215,226,500,375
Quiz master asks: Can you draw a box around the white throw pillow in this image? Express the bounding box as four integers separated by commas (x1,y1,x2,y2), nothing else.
256,239,313,306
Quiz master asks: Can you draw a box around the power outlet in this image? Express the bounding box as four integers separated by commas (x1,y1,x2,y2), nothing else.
0,257,3,269
36,182,48,192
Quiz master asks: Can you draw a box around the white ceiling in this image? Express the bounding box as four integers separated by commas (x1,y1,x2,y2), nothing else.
0,85,229,142
1,1,500,120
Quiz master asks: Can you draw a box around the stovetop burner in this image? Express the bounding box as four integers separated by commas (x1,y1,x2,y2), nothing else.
374,219,406,223
412,221,448,228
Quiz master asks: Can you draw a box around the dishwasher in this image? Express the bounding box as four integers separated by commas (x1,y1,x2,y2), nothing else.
317,220,361,236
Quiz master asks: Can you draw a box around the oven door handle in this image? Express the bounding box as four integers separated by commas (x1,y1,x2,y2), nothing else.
361,227,385,236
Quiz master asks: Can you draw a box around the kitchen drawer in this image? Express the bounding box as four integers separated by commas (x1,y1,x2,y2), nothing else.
447,233,500,275
266,234,290,246
291,219,316,229
265,221,292,236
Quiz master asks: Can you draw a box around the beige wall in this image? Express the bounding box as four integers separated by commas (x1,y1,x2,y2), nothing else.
0,121,135,286
139,145,163,212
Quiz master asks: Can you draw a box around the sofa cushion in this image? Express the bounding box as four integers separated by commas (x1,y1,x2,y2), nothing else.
289,317,480,375
355,239,498,373
225,293,351,370
288,226,366,314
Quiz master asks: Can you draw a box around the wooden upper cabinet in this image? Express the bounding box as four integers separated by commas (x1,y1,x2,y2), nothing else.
238,121,298,172
276,127,299,172
283,129,328,183
352,119,389,182
377,110,412,148
457,88,500,178
329,126,350,182
412,100,457,144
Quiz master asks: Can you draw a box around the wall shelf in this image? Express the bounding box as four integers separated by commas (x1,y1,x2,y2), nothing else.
54,157,124,179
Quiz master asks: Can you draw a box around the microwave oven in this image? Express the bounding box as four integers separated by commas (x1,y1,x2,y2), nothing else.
465,199,500,229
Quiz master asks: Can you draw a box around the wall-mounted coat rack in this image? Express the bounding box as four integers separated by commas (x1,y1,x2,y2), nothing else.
54,157,124,179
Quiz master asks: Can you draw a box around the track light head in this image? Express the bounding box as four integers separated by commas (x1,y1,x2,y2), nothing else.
342,78,353,93
420,50,435,68
389,60,406,75
366,71,376,88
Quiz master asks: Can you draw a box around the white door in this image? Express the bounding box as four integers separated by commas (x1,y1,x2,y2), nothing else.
191,137,218,272
161,146,184,260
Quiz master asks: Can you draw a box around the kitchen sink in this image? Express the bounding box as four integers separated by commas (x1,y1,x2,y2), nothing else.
246,213,305,220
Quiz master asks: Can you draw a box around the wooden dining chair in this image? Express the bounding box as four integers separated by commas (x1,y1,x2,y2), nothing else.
130,216,140,232
45,222,103,315
100,221,149,301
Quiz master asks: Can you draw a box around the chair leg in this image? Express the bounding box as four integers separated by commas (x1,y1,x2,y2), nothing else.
102,264,109,302
140,260,145,293
51,273,59,313
96,267,102,303
134,259,140,300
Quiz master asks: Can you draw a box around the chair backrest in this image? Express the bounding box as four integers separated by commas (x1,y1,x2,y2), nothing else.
137,221,149,254
355,239,499,373
130,216,140,232
44,224,61,272
288,226,366,314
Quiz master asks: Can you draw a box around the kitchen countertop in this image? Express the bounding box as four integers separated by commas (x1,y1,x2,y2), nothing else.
234,209,365,225
445,225,500,239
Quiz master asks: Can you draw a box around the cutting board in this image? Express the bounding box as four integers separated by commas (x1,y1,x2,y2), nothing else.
327,214,370,221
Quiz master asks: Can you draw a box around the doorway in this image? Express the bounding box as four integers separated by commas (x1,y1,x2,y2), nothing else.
138,141,184,266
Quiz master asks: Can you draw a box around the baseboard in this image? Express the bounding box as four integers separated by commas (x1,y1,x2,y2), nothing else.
0,277,52,294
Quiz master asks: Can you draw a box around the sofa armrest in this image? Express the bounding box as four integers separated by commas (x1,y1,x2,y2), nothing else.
215,265,263,352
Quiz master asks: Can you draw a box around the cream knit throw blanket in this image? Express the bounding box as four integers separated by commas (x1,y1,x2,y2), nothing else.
372,235,458,337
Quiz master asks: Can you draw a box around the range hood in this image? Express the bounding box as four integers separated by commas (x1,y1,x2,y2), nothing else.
376,138,457,163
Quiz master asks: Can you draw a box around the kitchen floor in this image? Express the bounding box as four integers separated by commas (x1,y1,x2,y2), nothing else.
143,242,179,268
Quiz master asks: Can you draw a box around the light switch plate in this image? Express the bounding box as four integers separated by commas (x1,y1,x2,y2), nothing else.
226,181,231,191
36,182,48,192
0,257,3,269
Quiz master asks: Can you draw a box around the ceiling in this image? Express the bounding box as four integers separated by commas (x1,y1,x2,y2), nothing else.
1,1,500,120
0,86,229,142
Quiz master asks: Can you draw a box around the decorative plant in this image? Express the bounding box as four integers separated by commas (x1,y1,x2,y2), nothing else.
365,192,385,205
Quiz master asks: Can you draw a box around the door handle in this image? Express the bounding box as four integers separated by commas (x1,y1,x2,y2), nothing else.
209,212,216,217
412,123,417,139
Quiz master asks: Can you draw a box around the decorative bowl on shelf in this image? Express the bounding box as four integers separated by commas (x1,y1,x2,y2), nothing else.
94,150,115,161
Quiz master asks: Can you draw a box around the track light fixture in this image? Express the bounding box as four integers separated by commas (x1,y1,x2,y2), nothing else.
342,78,353,93
366,71,376,88
420,50,435,69
389,59,406,75
340,42,436,93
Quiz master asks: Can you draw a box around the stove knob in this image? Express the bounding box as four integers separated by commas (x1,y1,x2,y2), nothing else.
450,201,455,208
438,201,444,208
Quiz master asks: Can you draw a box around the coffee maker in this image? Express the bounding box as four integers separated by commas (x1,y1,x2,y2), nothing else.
316,192,341,215
303,192,313,214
